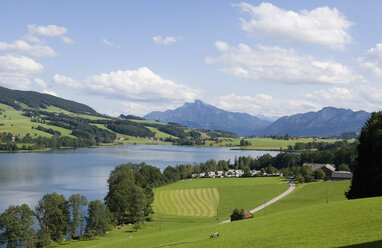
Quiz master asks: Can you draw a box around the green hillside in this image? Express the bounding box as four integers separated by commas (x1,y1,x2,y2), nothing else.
0,86,347,152
0,86,96,114
59,179,382,248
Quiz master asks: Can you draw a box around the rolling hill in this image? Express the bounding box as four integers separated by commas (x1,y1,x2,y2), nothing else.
144,100,271,136
0,86,96,114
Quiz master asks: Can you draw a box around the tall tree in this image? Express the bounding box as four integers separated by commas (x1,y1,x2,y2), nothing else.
79,195,88,237
68,194,88,238
0,204,35,248
105,164,136,223
35,192,69,241
347,112,382,199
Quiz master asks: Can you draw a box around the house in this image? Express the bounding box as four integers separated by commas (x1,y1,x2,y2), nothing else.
191,174,199,178
243,209,253,219
208,171,216,178
304,163,336,179
216,171,224,178
199,172,206,178
304,163,352,180
251,170,260,176
331,171,353,180
235,169,244,177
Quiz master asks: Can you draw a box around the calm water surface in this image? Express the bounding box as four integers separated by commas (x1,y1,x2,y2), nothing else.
0,145,278,212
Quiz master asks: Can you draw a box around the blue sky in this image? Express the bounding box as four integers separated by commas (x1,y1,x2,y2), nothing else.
1,0,382,117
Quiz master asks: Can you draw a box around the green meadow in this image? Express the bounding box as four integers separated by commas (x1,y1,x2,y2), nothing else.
205,137,340,150
0,103,75,139
60,178,382,248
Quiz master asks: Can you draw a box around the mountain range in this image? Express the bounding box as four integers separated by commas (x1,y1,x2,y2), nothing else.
144,100,271,136
145,100,371,137
259,107,370,137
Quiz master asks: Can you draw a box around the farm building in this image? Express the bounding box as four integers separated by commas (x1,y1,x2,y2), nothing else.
303,163,352,180
331,171,353,180
304,163,336,179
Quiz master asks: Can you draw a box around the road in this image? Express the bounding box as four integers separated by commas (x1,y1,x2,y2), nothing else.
220,180,296,224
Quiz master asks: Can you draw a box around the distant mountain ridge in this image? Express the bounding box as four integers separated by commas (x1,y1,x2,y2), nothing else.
144,100,271,136
0,86,96,114
257,107,370,137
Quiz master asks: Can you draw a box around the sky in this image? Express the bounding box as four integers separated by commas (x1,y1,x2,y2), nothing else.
1,0,382,118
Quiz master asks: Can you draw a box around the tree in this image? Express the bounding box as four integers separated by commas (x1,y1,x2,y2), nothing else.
337,163,350,171
105,164,135,223
230,209,245,221
347,112,382,199
313,169,326,180
35,192,69,241
125,185,146,223
163,166,180,183
0,204,35,248
68,194,88,238
85,200,111,236
79,195,88,237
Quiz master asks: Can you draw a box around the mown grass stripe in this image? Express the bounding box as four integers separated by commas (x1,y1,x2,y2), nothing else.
188,189,202,216
194,189,210,216
197,188,214,216
154,187,221,217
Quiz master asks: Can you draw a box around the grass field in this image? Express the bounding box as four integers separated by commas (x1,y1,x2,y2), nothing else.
154,187,220,217
60,179,382,248
205,137,341,150
154,177,289,219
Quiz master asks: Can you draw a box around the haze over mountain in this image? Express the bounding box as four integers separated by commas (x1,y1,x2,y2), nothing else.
257,107,370,137
144,100,271,136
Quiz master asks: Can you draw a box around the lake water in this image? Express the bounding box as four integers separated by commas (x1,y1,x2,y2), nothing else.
0,145,278,212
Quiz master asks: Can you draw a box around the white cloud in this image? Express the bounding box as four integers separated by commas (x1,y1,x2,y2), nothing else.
0,72,32,90
235,2,353,50
0,54,44,90
42,89,57,96
210,93,318,117
25,24,74,44
153,35,182,45
101,38,121,48
53,74,82,89
0,54,43,74
34,77,47,88
210,83,382,118
0,40,58,58
28,24,67,37
359,43,382,77
53,67,201,103
206,42,358,85
61,36,74,44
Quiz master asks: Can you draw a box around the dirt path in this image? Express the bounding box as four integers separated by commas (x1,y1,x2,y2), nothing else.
220,180,296,224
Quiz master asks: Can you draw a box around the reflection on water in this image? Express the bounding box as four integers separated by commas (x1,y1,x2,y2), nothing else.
0,145,278,212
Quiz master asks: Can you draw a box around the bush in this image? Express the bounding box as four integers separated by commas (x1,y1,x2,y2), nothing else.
314,169,326,180
230,208,245,221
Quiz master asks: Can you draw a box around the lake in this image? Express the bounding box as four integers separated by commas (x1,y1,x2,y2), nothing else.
0,145,279,212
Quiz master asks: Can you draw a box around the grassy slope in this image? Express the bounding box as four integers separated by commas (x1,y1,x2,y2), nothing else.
61,180,382,248
153,178,288,219
0,103,75,139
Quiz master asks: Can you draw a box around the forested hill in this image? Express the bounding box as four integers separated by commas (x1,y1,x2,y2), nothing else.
0,86,96,114
258,107,370,137
144,100,270,136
